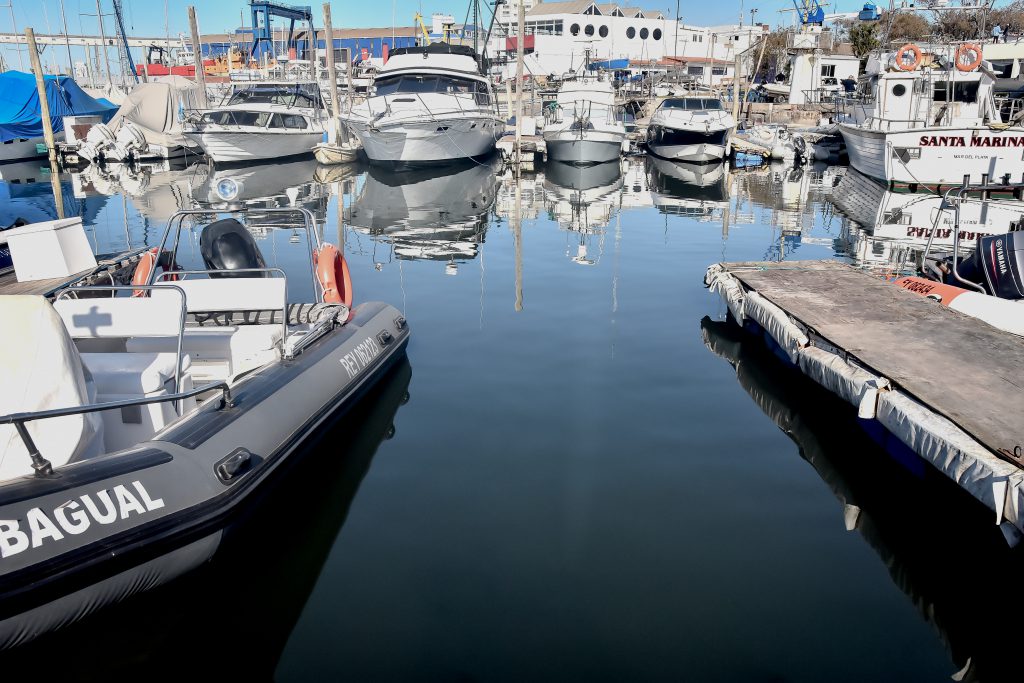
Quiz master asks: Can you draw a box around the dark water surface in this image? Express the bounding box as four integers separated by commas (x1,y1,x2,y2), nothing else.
1,157,1019,681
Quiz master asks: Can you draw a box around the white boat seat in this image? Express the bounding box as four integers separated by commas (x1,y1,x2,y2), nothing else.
126,325,282,378
153,277,287,314
80,352,192,395
54,295,186,339
0,296,105,480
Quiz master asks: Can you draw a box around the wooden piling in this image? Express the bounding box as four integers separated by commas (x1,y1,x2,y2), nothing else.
25,28,57,165
322,3,341,140
513,0,525,169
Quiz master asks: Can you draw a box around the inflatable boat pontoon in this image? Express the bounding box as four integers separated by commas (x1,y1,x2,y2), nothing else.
0,208,409,648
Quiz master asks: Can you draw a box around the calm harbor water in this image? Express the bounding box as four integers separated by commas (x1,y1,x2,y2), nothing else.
1,155,1020,680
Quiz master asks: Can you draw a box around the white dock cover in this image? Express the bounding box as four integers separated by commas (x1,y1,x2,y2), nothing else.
0,296,103,480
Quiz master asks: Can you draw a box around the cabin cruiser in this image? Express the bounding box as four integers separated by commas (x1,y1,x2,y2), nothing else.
543,79,626,165
837,44,1024,187
183,82,326,163
645,97,736,163
342,43,502,164
0,208,409,647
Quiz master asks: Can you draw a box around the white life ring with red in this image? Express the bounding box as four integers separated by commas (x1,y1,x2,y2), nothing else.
895,44,923,71
955,44,983,72
131,247,177,297
315,243,353,308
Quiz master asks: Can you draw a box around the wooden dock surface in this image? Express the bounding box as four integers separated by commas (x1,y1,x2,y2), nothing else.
0,249,145,298
723,261,1024,458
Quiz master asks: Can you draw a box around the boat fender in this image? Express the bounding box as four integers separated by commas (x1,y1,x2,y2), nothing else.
894,276,968,305
895,44,923,72
132,248,178,297
955,44,983,73
314,243,353,308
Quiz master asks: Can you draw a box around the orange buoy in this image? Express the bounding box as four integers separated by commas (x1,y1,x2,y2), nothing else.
955,43,983,72
893,276,968,305
131,248,158,297
314,243,353,308
895,43,923,72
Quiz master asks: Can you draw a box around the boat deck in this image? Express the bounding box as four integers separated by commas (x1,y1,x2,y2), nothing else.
0,249,147,298
719,260,1024,463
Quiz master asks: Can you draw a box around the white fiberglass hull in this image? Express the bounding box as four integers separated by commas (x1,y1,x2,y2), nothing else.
544,130,624,164
648,141,729,163
839,124,1024,186
0,134,65,162
184,130,322,163
346,116,500,164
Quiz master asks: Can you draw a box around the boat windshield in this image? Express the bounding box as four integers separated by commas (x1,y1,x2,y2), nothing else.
203,110,272,127
227,84,321,108
374,74,488,100
661,98,724,111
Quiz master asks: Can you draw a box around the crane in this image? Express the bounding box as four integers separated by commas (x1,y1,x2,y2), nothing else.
248,1,314,62
414,12,431,45
792,0,825,26
112,0,138,83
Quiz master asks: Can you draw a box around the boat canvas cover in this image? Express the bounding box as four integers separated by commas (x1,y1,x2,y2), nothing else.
0,71,116,143
108,76,201,148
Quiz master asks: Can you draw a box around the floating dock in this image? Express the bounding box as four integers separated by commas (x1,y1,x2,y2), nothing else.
705,260,1024,542
0,248,147,298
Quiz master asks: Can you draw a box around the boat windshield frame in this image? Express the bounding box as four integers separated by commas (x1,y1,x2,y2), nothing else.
660,98,725,111
224,83,323,110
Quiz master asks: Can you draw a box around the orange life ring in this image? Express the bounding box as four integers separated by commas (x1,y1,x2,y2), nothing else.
895,43,923,71
131,247,177,297
314,243,353,308
894,276,968,305
955,43,983,72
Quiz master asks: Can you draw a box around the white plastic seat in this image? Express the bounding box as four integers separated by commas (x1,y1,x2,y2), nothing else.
80,352,193,394
0,296,105,480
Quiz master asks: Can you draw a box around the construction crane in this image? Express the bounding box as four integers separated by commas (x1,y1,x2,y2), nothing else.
248,1,314,62
414,12,431,45
112,0,138,83
792,0,825,26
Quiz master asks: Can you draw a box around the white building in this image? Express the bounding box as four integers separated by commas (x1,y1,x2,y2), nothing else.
486,1,766,86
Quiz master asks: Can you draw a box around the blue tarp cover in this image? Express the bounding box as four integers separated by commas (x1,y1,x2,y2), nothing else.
0,71,116,143
588,58,629,71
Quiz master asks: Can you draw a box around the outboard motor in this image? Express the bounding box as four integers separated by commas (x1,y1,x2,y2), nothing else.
108,123,149,162
953,231,1024,299
199,218,267,278
77,123,116,163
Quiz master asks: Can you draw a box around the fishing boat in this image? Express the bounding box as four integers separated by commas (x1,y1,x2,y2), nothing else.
543,79,626,165
183,82,327,163
645,96,736,163
0,208,409,647
837,42,1024,188
342,43,502,165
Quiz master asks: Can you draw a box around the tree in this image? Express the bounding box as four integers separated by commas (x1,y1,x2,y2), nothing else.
888,13,930,43
990,0,1024,34
849,23,879,60
933,10,983,40
751,30,788,83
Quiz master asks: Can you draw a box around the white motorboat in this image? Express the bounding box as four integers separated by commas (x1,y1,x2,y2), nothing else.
837,44,1024,188
343,43,503,165
543,79,626,165
645,97,736,163
183,82,326,163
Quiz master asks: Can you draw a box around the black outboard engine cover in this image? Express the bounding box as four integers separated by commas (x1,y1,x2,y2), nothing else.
975,232,1024,299
199,218,267,278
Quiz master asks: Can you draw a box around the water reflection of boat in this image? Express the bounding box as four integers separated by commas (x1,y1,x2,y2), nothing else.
830,168,1024,269
191,158,327,217
0,164,105,227
543,160,624,264
1,357,412,678
700,317,1022,683
646,156,728,217
348,159,498,264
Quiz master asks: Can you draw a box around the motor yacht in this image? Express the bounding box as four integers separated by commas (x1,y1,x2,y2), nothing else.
543,79,626,165
645,97,736,163
183,82,327,163
343,43,502,165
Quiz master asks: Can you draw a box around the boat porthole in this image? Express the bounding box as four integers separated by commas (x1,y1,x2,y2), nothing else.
892,84,907,97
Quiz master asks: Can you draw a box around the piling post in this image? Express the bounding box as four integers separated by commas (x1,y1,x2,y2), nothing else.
322,3,341,140
188,6,209,108
732,43,742,123
26,28,58,165
513,0,525,169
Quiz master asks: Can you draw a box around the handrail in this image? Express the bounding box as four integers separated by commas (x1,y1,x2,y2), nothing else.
0,381,233,477
55,284,188,413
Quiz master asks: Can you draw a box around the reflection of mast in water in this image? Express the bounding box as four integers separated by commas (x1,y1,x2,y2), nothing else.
701,317,1022,683
543,160,622,266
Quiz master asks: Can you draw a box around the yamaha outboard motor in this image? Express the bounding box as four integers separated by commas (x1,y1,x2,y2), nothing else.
955,231,1024,299
199,218,267,278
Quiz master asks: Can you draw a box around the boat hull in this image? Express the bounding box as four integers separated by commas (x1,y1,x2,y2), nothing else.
0,302,409,648
0,134,66,163
839,123,1024,187
544,131,623,164
647,125,731,163
184,130,322,163
346,116,500,164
